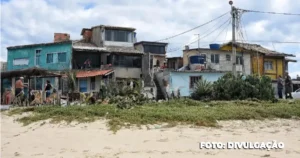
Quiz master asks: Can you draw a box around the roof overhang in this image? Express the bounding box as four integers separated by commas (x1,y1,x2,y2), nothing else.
134,41,168,46
286,58,298,62
7,41,72,50
76,69,114,78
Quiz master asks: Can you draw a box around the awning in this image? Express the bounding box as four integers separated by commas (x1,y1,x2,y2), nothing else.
1,67,62,78
76,69,114,78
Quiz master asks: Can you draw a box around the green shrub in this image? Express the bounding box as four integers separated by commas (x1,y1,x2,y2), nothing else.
212,73,275,101
107,79,150,109
191,79,213,100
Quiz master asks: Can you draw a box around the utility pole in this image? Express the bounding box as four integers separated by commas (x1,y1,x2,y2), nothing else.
229,0,237,77
195,34,200,54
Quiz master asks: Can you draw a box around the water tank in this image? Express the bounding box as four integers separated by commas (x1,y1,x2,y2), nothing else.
209,44,220,50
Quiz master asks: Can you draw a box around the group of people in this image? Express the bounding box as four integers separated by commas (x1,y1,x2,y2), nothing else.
277,72,293,99
15,77,53,103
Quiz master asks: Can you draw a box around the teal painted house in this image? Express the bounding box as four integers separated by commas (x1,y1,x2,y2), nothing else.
7,41,72,71
168,71,226,97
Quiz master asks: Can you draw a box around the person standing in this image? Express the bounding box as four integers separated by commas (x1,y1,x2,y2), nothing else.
285,72,293,99
15,77,25,96
277,75,283,99
44,80,52,102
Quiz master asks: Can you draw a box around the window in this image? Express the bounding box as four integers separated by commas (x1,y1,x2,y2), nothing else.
211,54,220,64
236,56,244,65
264,61,273,70
13,58,29,65
226,54,231,61
105,29,133,42
190,76,202,88
47,54,53,63
90,77,95,91
79,79,87,92
144,45,165,54
58,52,66,63
35,49,41,65
113,55,142,68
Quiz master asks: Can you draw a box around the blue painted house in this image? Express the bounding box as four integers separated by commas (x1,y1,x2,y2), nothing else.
7,41,72,71
168,71,226,97
3,37,72,93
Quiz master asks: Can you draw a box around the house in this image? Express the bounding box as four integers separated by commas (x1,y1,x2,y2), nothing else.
134,41,168,67
168,71,227,97
161,44,233,98
134,41,168,86
5,33,72,91
73,25,144,80
220,42,297,80
4,25,147,94
220,42,297,98
183,44,252,75
166,57,183,70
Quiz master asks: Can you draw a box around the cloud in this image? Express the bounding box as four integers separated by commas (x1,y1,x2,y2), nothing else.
1,0,299,77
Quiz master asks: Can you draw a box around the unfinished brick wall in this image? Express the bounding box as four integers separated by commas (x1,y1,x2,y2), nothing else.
83,30,92,42
54,33,70,42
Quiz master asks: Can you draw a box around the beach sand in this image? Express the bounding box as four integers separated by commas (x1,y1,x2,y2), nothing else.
1,113,300,158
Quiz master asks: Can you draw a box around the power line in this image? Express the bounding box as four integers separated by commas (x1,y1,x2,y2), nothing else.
167,18,231,53
239,8,300,16
155,11,230,42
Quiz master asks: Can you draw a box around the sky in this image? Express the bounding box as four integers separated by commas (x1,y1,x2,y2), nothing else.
1,0,299,78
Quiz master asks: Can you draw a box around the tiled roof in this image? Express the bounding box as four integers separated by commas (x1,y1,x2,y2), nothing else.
76,69,114,78
222,42,295,57
72,40,144,54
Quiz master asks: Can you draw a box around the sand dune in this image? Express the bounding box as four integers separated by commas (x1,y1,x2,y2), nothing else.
1,113,300,158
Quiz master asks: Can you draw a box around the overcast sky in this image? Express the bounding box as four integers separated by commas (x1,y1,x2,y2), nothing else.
1,0,299,78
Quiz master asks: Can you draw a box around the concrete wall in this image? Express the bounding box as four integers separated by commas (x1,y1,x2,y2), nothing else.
114,67,142,79
91,27,103,47
169,72,225,97
104,41,133,47
7,42,72,71
153,55,165,67
183,49,251,75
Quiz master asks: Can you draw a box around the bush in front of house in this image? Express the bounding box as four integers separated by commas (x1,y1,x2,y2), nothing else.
191,78,213,100
192,73,275,101
107,79,150,109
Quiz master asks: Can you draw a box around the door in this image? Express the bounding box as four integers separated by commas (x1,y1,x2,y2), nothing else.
79,78,88,92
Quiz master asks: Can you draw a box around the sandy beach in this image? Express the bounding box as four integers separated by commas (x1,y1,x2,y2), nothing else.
1,113,300,158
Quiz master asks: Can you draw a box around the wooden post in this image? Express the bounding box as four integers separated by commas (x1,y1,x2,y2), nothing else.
27,76,30,107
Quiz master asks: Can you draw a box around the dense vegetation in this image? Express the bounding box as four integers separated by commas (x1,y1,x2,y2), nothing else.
192,73,275,101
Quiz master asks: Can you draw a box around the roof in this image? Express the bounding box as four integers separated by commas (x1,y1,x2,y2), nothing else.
91,25,136,31
76,69,114,78
167,56,183,59
134,41,168,46
72,40,144,55
1,67,61,78
286,58,298,62
222,42,295,57
7,40,72,50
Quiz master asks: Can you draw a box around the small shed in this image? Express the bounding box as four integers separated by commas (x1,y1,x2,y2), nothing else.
1,67,62,104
